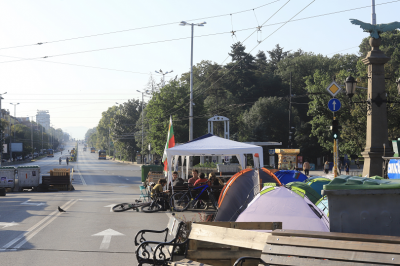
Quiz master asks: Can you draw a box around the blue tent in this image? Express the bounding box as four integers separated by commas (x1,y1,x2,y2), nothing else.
306,177,331,197
275,170,307,185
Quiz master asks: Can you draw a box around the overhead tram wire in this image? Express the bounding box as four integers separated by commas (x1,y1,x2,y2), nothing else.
148,0,317,123
136,0,400,118
0,0,282,51
160,0,292,118
0,0,398,65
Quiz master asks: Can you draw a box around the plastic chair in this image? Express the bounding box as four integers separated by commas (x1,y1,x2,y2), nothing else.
139,185,151,202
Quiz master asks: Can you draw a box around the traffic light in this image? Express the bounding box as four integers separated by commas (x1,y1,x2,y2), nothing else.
332,119,339,139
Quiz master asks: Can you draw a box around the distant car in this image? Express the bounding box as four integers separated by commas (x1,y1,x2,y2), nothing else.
16,156,23,161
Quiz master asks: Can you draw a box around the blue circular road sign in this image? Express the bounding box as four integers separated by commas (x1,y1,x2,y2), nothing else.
328,98,341,112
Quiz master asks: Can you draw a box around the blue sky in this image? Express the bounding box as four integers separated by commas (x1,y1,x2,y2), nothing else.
0,0,398,139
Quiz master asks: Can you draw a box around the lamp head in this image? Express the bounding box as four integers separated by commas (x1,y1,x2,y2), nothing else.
345,75,357,99
179,21,187,26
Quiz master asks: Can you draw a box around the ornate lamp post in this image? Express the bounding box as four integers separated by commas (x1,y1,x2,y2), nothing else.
348,19,400,177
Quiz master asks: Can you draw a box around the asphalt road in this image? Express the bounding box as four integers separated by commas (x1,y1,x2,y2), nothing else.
0,142,170,265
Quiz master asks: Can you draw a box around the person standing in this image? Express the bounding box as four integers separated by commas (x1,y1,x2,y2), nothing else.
345,163,350,175
59,157,62,165
66,157,69,166
303,160,310,176
338,159,342,175
324,161,329,174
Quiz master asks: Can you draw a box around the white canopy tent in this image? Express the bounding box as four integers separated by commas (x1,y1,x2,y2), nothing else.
166,134,263,188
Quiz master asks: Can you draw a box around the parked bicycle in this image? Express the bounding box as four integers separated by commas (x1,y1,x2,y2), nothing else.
170,182,218,212
113,200,150,212
113,194,168,213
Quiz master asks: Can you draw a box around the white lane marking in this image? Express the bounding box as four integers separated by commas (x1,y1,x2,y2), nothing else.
20,200,46,206
92,229,124,249
76,169,87,186
0,222,18,229
14,199,78,249
0,199,77,251
104,204,119,212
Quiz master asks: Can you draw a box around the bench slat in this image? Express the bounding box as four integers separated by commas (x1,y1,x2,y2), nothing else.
272,229,400,244
267,235,400,254
188,250,260,260
263,244,400,265
261,254,381,266
189,224,269,251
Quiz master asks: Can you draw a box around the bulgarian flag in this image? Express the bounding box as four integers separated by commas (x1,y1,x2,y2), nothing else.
162,116,175,173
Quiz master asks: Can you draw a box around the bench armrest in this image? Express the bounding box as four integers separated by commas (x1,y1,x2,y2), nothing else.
233,257,266,266
134,228,168,246
153,240,189,265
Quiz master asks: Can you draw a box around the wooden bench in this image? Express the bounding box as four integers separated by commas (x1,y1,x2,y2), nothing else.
234,229,400,266
147,222,281,266
135,216,185,266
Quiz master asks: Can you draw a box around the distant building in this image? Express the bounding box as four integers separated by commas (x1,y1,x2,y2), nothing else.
36,110,50,131
17,117,30,122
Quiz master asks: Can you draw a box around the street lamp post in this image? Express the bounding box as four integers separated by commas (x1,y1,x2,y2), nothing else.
179,21,206,141
136,90,151,163
344,37,400,177
155,69,173,87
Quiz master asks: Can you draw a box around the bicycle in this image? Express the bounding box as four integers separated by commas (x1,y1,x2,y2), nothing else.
141,194,169,213
170,182,218,212
113,200,151,212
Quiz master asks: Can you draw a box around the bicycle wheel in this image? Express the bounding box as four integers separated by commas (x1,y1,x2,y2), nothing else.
112,203,132,212
141,201,162,213
170,192,191,212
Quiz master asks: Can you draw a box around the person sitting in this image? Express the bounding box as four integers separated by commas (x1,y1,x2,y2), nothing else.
172,171,184,186
151,178,169,197
193,173,208,186
208,172,224,186
188,169,199,185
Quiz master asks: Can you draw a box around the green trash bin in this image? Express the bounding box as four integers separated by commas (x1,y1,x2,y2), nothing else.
322,175,400,236
141,165,163,183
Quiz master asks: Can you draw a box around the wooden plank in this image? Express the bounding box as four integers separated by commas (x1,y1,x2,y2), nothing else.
266,235,400,255
263,244,400,265
272,229,400,244
187,250,261,260
189,224,270,250
169,258,213,266
260,255,381,266
195,222,282,230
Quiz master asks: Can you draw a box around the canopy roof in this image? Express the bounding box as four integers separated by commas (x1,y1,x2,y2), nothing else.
166,133,263,168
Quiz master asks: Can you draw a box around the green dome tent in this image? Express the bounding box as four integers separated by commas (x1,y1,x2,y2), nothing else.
286,181,322,204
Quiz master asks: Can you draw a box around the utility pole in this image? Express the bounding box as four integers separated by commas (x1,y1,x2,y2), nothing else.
31,117,33,158
372,0,376,25
179,21,206,141
288,72,292,148
9,103,19,161
0,92,7,166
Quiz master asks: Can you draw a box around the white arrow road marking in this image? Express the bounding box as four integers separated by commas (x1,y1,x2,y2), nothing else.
92,229,124,249
0,222,18,229
104,204,119,212
20,200,46,206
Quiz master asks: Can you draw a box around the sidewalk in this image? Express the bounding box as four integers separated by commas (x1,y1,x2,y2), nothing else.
308,165,364,180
